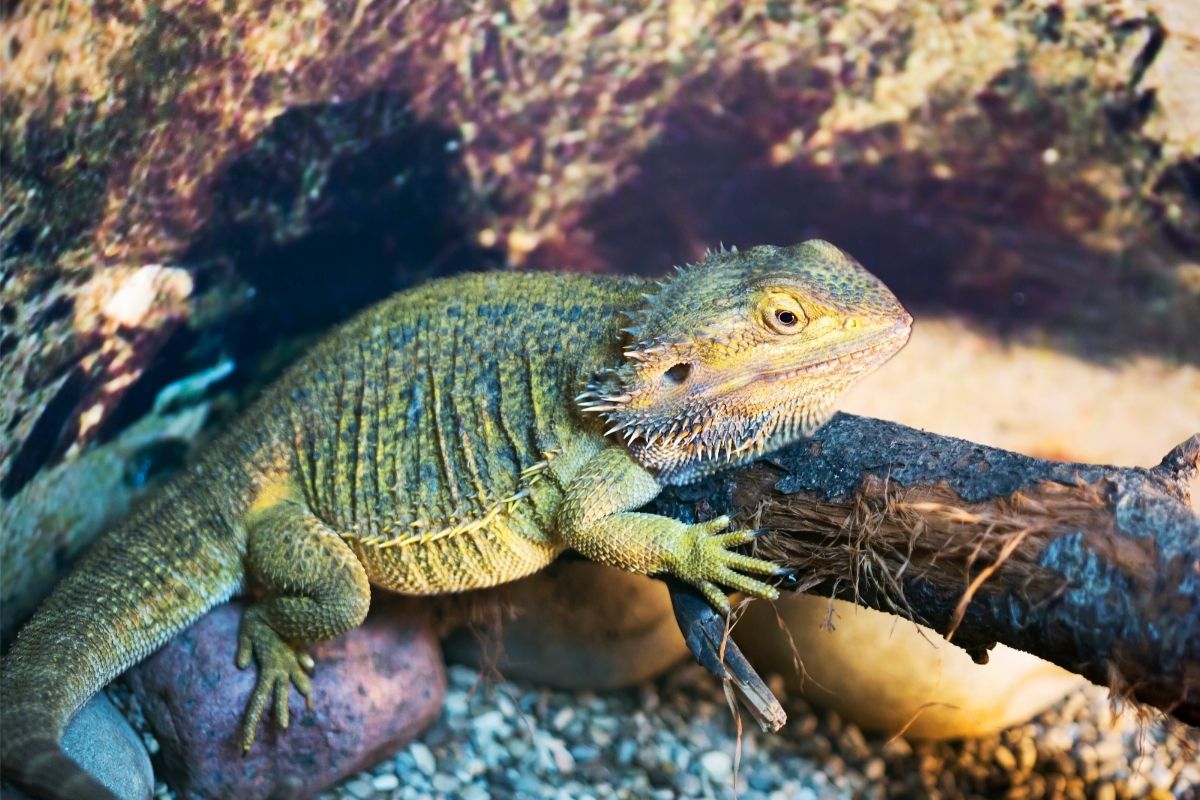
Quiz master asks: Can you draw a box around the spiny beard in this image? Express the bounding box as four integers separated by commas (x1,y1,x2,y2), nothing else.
577,372,840,484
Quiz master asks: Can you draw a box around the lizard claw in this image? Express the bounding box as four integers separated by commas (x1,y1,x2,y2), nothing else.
712,527,770,547
773,565,801,590
236,606,314,751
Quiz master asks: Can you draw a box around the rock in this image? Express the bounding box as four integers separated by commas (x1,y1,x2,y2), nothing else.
57,692,155,800
443,560,689,689
124,596,444,800
735,595,1084,740
407,741,437,776
700,750,733,782
1,402,211,647
371,772,399,791
3,691,155,800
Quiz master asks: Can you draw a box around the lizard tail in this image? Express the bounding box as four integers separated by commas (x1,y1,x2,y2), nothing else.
1,481,246,800
0,730,116,800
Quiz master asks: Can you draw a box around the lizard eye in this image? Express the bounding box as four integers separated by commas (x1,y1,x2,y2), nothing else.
762,295,808,334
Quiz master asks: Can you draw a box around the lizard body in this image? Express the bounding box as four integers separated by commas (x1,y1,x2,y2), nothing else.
1,241,911,799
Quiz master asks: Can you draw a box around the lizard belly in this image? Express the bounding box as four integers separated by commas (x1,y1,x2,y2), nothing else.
346,500,564,594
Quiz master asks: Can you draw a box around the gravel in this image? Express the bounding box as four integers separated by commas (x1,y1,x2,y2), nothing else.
320,662,1199,800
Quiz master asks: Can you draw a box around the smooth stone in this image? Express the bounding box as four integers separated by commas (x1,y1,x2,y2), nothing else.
443,560,689,689
408,741,437,776
371,772,400,791
124,596,445,799
3,692,155,800
700,750,734,781
735,595,1084,740
59,692,155,800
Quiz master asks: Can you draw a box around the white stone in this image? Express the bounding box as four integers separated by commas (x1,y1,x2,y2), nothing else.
372,773,401,791
700,750,733,781
408,742,437,776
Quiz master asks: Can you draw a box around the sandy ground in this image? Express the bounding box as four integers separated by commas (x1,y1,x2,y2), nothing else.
839,318,1200,511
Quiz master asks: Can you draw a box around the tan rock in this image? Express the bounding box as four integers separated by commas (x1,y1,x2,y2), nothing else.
735,595,1084,740
444,560,688,690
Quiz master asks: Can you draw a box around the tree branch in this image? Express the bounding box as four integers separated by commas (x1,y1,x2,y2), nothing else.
657,413,1200,730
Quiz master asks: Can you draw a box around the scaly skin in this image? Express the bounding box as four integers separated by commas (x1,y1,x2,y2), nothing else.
0,241,911,799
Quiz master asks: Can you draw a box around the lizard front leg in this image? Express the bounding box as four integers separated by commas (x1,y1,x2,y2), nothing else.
556,446,782,613
239,498,370,750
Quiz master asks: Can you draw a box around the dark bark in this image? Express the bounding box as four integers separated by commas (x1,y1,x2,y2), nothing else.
658,413,1200,731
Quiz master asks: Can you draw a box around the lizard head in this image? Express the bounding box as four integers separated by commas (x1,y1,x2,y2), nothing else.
578,240,912,484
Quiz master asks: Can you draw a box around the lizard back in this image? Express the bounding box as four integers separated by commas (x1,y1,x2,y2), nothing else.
259,271,638,593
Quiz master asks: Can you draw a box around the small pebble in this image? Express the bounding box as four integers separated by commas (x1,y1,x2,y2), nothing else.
312,665,1198,799
700,749,733,781
408,742,436,776
371,774,399,792
344,779,373,799
748,769,777,791
552,707,575,731
570,744,599,763
616,739,638,765
430,773,458,793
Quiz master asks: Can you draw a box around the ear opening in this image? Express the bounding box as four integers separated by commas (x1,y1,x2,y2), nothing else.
663,363,691,385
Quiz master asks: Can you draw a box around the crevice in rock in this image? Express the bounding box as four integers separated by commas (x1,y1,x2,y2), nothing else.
100,91,505,442
2,367,85,499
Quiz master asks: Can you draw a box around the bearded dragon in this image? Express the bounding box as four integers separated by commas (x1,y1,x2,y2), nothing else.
1,240,911,799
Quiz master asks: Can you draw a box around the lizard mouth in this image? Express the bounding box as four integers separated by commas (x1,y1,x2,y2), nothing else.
758,318,911,383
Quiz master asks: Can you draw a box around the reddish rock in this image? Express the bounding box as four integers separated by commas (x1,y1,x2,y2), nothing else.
125,596,444,800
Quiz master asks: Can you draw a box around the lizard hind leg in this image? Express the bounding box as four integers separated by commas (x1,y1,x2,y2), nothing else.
238,499,370,751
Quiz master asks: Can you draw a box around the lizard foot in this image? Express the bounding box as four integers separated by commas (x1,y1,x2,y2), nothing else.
235,606,314,751
665,515,783,614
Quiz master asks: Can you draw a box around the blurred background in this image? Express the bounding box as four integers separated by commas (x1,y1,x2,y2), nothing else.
2,1,1198,799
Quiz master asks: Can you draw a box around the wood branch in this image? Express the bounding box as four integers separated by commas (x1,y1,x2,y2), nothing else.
657,413,1200,730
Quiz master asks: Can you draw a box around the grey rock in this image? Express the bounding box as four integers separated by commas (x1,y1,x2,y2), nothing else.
59,692,155,800
343,779,374,799
407,742,437,776
430,773,459,793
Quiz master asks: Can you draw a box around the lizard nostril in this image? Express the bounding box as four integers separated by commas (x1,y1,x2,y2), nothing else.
663,363,691,385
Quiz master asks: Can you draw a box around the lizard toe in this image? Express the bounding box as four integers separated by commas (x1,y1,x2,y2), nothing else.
715,566,780,600
242,676,273,751
274,678,290,730
713,528,768,547
698,581,732,615
697,515,732,534
719,548,780,576
236,605,314,749
235,630,254,670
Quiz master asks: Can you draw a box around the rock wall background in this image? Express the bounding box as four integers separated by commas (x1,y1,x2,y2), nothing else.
2,0,1198,636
